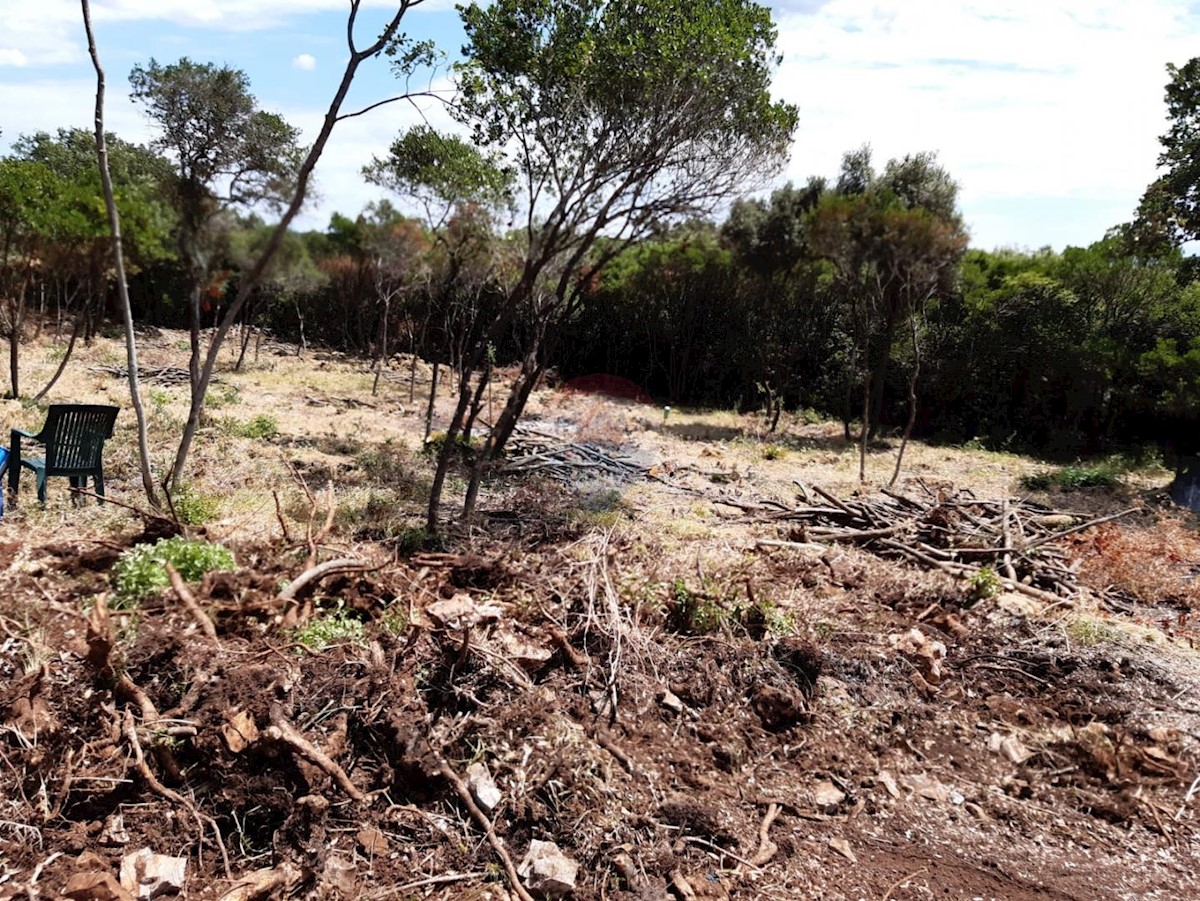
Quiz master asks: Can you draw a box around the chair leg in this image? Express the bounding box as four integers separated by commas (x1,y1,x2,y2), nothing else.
94,471,105,505
36,471,47,508
8,453,18,509
69,476,81,507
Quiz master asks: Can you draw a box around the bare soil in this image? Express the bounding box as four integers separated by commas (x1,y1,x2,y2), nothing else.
2,331,1199,900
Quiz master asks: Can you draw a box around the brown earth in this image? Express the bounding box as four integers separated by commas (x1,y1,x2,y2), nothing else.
1,333,1199,900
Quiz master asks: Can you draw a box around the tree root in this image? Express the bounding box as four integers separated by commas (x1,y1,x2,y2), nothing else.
166,563,218,641
263,707,367,803
123,709,231,879
437,755,535,901
750,802,781,866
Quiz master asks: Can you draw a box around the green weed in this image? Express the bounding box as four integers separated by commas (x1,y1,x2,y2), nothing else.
292,603,365,650
968,566,1003,601
221,414,279,440
112,537,236,606
170,485,220,525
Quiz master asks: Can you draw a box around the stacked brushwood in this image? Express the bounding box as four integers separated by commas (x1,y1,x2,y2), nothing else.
503,425,648,484
92,365,215,386
754,484,1136,606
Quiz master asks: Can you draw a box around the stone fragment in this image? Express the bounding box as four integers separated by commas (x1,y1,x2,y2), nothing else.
877,770,900,799
222,709,259,753
659,689,685,714
322,857,357,896
518,839,579,899
356,827,388,856
64,872,134,901
426,593,503,630
467,760,503,814
813,780,846,810
118,848,187,899
828,837,857,863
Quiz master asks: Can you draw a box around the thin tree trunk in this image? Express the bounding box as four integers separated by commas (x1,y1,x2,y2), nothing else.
8,298,21,399
888,314,922,489
858,371,871,483
167,0,420,491
33,308,84,402
423,360,439,442
374,297,390,397
81,0,160,507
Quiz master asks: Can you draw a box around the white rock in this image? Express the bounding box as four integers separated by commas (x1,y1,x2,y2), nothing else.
467,761,503,814
119,848,187,899
518,839,578,899
813,780,846,810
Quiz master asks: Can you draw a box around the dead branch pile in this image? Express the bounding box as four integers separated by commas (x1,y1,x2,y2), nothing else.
503,425,648,484
92,365,219,386
756,484,1137,604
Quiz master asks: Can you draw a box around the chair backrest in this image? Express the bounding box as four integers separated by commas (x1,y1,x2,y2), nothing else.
41,405,119,472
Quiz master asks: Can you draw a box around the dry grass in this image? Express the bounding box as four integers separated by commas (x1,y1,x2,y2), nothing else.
1072,518,1200,609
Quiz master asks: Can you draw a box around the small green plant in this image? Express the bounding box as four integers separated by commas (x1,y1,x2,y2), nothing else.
380,601,411,634
208,385,242,408
1021,459,1127,492
292,603,365,650
761,443,786,461
112,537,236,605
968,566,1003,602
1066,617,1117,647
169,485,220,525
44,343,68,363
223,414,279,440
672,578,729,634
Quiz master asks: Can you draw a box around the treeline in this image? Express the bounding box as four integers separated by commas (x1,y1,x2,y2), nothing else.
3,129,1199,460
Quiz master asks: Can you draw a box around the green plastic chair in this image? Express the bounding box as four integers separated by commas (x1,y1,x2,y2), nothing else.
9,405,119,507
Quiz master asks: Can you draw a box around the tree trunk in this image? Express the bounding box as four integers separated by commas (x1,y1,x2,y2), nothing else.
166,1,419,491
858,371,871,483
33,308,84,402
888,315,922,489
423,360,439,443
82,0,160,507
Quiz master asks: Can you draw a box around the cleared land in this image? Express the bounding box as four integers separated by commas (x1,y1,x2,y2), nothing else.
2,329,1199,900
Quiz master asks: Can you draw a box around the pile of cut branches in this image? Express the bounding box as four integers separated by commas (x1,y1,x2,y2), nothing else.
503,425,647,484
755,483,1138,605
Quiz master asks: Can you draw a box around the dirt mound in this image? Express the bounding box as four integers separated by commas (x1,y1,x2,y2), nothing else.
562,373,655,405
2,510,1199,899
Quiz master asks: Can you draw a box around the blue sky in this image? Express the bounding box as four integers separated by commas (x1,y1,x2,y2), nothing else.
2,0,1198,250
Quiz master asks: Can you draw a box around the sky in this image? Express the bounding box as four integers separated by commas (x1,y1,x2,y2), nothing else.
1,0,1197,251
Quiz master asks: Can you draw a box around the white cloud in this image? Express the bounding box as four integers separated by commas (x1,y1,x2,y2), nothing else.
770,0,1200,248
292,53,316,71
0,48,29,67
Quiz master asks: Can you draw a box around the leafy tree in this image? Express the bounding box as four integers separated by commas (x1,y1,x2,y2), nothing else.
129,57,302,406
129,0,436,490
418,0,798,528
1137,58,1200,247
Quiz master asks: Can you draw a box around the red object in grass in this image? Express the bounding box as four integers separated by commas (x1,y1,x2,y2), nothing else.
561,374,654,405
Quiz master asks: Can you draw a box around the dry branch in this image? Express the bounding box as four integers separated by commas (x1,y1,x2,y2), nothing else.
437,756,536,901
264,708,367,803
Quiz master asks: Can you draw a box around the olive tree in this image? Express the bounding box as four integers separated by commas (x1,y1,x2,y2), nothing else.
414,0,798,529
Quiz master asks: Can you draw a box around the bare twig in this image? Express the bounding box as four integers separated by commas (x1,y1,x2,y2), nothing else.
166,563,217,641
123,709,231,878
264,708,367,803
751,802,781,867
437,756,536,901
277,557,376,603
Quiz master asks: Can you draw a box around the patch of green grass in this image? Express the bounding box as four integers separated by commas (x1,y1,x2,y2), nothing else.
221,414,279,440
380,601,411,635
292,603,365,650
1020,465,1121,492
208,385,242,408
761,443,787,461
169,485,220,525
1066,617,1118,647
112,537,236,606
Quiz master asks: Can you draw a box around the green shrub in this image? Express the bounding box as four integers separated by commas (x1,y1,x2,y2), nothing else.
208,385,242,408
112,537,236,605
968,566,1003,601
761,443,786,461
170,485,220,525
222,414,279,440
